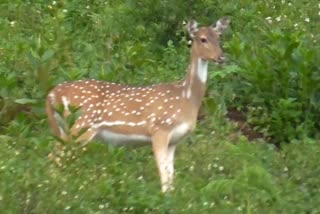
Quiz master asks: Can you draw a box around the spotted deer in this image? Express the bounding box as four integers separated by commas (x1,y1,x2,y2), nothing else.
46,17,231,192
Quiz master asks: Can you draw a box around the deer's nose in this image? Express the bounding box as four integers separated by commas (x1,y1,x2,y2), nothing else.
214,55,226,64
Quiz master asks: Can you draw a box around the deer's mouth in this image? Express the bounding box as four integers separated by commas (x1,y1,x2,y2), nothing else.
212,56,226,64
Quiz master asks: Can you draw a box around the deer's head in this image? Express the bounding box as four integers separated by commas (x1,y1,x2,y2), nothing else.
187,17,231,63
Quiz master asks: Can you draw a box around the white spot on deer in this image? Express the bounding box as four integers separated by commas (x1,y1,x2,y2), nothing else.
61,96,70,112
93,120,146,128
49,92,56,104
186,87,191,98
148,113,156,118
182,90,186,98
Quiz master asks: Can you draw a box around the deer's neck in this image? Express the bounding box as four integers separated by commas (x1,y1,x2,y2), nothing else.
182,51,208,110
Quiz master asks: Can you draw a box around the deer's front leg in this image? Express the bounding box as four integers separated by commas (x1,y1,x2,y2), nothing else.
166,144,176,191
152,131,174,193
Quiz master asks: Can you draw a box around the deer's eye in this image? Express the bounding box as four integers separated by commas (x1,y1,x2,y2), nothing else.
200,37,208,43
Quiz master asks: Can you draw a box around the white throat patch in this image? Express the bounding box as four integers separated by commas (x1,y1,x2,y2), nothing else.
197,59,208,83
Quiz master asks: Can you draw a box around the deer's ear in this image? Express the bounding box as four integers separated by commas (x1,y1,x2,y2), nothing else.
187,20,198,38
214,16,231,34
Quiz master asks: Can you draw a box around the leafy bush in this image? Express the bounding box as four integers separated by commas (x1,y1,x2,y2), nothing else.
210,0,320,143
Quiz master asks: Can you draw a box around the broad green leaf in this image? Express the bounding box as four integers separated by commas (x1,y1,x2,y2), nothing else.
41,49,55,62
14,98,37,105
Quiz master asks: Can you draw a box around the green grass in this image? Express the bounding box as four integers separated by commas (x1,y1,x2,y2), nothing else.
1,0,320,213
1,118,320,213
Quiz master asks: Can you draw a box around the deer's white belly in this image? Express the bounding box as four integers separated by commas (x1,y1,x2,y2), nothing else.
170,122,191,144
95,129,152,146
94,122,191,146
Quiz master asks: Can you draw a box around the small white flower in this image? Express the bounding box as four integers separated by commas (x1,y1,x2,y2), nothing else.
288,2,292,6
138,175,143,180
62,9,68,13
219,166,224,171
52,1,56,5
9,21,16,27
203,201,208,206
294,23,299,27
305,18,310,22
276,16,281,22
86,5,90,9
65,206,71,210
284,166,289,172
61,191,67,195
99,204,105,209
187,40,192,45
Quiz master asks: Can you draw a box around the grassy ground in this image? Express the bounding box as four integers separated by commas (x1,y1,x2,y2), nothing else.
1,0,320,213
1,117,320,213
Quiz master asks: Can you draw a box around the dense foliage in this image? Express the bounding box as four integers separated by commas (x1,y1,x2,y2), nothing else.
1,0,320,213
